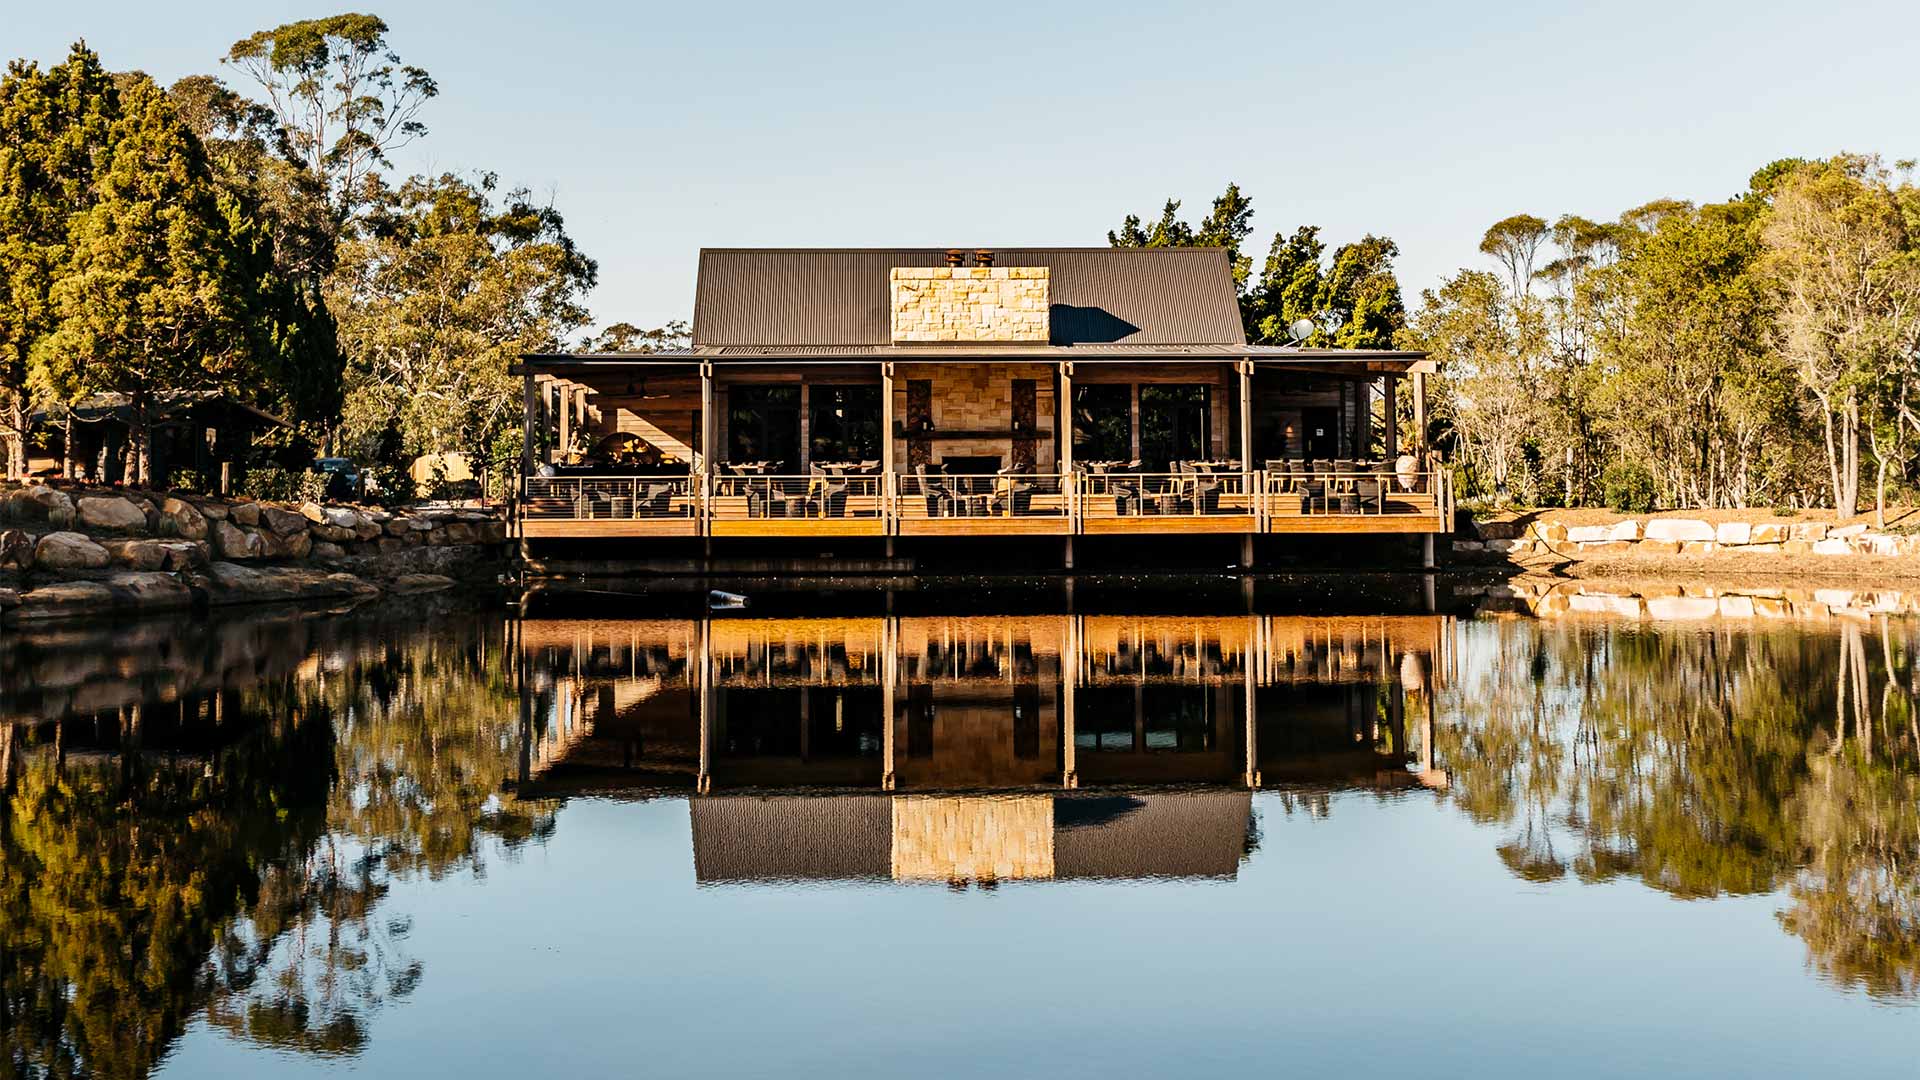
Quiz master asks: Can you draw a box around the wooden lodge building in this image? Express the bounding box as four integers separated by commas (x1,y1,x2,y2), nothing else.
512,247,1449,569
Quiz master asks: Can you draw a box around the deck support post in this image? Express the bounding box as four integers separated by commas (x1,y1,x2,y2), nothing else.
881,362,896,553
1422,533,1436,570
1384,375,1398,459
1411,371,1427,454
1057,361,1074,474
699,363,714,473
556,380,572,465
520,374,536,480
1240,534,1254,569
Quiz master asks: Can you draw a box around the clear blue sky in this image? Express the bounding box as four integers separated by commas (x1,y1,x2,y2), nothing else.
13,1,1919,333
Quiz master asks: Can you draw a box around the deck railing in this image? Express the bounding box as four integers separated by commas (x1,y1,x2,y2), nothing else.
519,469,1453,532
897,472,1072,519
1263,469,1448,526
1079,471,1255,520
523,475,698,520
707,473,887,521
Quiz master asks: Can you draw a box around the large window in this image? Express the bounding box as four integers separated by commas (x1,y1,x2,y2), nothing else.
808,384,882,464
727,385,800,470
1072,384,1132,463
1140,384,1210,468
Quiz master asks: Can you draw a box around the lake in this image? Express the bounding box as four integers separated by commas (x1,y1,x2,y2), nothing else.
1,577,1915,1078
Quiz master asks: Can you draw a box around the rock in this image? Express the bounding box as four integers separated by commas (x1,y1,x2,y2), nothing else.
1646,596,1719,621
310,523,353,543
1,485,76,528
1750,522,1787,544
1566,525,1611,544
400,530,424,548
1831,523,1869,538
300,501,329,523
102,571,192,612
478,520,507,544
0,527,33,569
0,587,16,611
385,517,412,537
324,507,360,529
311,540,347,561
1680,541,1717,555
1861,533,1901,556
390,573,456,594
260,505,310,535
230,502,261,527
1638,540,1681,556
1531,521,1567,543
378,536,405,554
198,562,378,607
407,517,435,532
1812,537,1853,555
1643,518,1715,543
443,521,477,545
1790,522,1828,542
102,538,170,571
1714,522,1752,546
13,581,114,619
1608,520,1642,542
1578,540,1633,554
1452,540,1486,553
156,497,209,540
33,531,110,570
75,495,148,532
211,521,264,560
353,522,382,541
156,540,210,571
197,499,230,521
278,530,312,560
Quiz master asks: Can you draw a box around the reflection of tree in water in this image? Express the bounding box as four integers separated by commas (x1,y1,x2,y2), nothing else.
203,628,556,1058
0,612,556,1077
1436,618,1920,999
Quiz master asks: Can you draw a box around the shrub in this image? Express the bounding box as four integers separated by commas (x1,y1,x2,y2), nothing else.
240,467,328,504
1601,463,1657,514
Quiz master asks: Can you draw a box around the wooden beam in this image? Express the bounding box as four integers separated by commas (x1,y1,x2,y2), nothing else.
1058,362,1074,474
699,363,714,472
521,374,536,480
1411,371,1427,453
1384,375,1398,459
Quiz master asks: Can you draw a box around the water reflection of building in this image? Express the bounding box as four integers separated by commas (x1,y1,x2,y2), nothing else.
512,614,1452,883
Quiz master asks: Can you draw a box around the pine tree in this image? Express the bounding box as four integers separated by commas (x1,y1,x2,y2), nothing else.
37,73,242,485
0,43,118,478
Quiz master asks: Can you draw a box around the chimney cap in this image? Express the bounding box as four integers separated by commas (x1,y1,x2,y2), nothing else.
973,248,995,266
945,249,965,266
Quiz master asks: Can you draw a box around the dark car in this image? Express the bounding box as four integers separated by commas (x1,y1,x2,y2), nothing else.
313,457,363,502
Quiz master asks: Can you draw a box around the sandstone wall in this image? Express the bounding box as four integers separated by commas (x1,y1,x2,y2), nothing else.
890,266,1050,343
1456,515,1920,563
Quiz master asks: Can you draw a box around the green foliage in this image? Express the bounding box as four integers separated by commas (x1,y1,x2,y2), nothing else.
330,172,597,467
1601,462,1657,513
238,466,327,503
1108,182,1256,290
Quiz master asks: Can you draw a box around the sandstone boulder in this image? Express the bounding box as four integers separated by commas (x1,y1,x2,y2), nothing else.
197,499,229,521
1565,525,1612,544
0,587,17,611
1714,522,1752,546
478,520,507,544
300,501,329,523
1607,520,1643,542
390,573,456,594
230,502,261,527
103,538,170,571
157,497,209,540
1812,537,1852,555
1643,518,1715,543
75,495,148,532
156,540,210,571
102,571,192,612
211,521,264,560
443,521,477,545
13,580,114,619
1750,522,1788,544
34,531,110,570
353,522,383,541
261,505,310,535
385,517,412,537
1,485,75,528
311,540,347,561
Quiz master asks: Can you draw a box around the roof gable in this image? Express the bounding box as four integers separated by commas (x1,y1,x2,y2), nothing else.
692,248,1245,347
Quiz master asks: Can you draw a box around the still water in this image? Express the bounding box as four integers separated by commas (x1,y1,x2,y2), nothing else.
1,581,1916,1077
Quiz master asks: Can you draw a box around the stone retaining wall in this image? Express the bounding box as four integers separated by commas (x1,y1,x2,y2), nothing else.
1465,578,1918,623
1455,515,1918,562
0,483,507,623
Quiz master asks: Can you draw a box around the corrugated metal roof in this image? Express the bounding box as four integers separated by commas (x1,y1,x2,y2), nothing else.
692,248,1246,347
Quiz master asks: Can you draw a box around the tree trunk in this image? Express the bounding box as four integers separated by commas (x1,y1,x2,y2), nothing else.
1840,396,1860,520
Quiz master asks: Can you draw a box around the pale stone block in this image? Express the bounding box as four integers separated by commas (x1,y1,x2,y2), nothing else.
1831,523,1869,538
1608,519,1643,541
1814,589,1855,609
1644,518,1715,543
1812,538,1852,555
1718,595,1756,618
1750,522,1787,544
1566,525,1611,543
1714,521,1751,545
1638,540,1680,555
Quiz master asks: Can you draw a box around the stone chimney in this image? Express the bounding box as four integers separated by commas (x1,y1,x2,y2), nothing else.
890,264,1050,342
